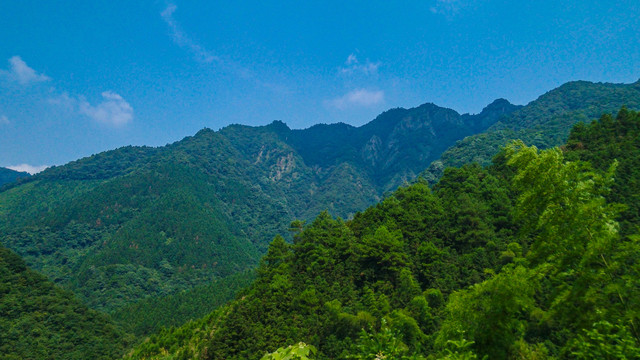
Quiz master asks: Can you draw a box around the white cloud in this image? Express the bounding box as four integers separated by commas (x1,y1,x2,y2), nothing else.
7,164,49,175
48,91,134,127
47,92,76,110
161,4,218,63
79,91,134,127
1,56,132,128
340,54,380,76
0,56,50,85
326,89,385,110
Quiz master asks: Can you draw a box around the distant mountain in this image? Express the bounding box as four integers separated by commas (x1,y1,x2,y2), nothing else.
0,245,130,359
0,99,515,317
422,80,640,181
0,166,30,187
270,98,520,194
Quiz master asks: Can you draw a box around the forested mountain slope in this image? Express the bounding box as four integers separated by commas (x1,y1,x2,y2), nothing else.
0,99,514,319
126,108,640,359
423,79,640,182
272,98,519,194
0,245,131,359
0,166,29,187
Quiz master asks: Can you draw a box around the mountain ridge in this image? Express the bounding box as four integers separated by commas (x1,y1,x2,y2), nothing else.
423,79,640,182
2,79,639,339
0,167,30,187
0,97,513,317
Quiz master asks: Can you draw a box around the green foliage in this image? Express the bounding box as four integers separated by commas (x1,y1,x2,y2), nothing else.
261,342,318,360
111,270,255,337
440,337,481,360
349,319,425,360
0,245,131,359
568,320,640,359
437,266,538,359
124,306,231,360
505,140,619,270
565,108,640,235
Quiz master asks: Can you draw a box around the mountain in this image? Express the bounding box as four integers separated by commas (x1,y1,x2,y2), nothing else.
270,98,520,194
0,244,131,359
0,99,515,319
0,166,30,187
125,108,640,360
422,79,640,182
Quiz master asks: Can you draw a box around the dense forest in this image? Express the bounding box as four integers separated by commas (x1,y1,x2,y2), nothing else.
0,81,634,329
126,108,640,359
0,96,517,325
0,245,131,359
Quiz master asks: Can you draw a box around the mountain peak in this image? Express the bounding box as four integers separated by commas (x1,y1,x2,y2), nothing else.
483,98,512,109
460,98,521,133
267,120,290,131
476,98,521,117
416,102,447,111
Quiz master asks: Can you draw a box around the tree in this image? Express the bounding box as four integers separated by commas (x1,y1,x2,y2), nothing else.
261,342,317,360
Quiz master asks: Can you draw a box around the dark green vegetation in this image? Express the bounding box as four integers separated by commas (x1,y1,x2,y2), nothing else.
126,109,640,359
0,166,29,187
565,106,640,236
111,270,255,337
0,245,130,359
0,98,515,318
423,79,640,182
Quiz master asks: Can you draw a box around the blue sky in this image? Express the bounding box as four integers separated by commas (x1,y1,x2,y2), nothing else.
1,1,639,172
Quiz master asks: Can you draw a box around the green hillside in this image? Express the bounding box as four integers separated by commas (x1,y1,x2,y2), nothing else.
0,167,30,187
125,108,640,359
0,245,131,359
423,80,640,182
0,99,513,322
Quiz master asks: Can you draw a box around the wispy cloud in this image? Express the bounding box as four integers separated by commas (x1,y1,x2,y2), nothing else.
0,56,50,85
47,92,76,110
78,91,134,127
159,4,292,96
161,4,218,63
430,0,467,16
340,54,380,76
0,115,9,125
326,88,385,110
7,164,49,175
